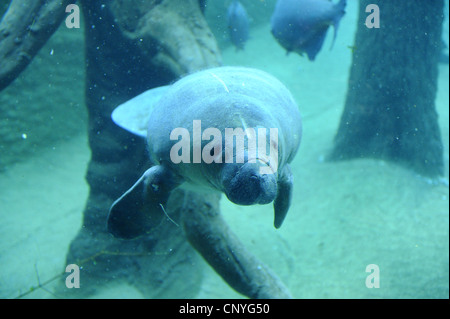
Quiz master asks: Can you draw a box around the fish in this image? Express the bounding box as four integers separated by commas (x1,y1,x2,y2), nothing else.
227,0,250,50
270,0,347,60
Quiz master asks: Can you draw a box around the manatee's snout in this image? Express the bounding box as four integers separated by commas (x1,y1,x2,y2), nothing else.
221,162,277,206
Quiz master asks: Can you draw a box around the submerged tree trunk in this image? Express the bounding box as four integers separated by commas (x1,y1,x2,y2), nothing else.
329,0,445,177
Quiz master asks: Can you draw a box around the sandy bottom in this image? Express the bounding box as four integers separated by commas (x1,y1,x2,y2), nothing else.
0,4,448,299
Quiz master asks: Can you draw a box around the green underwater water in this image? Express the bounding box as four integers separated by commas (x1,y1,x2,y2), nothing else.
0,1,448,299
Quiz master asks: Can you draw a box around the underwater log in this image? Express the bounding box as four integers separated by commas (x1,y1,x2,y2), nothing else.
0,0,73,91
63,0,222,298
329,0,445,177
179,190,293,299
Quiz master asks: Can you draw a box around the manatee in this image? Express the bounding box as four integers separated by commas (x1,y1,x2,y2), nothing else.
271,0,347,61
108,66,302,239
227,0,250,50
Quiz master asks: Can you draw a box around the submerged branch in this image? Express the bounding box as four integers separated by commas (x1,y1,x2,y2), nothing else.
0,0,74,91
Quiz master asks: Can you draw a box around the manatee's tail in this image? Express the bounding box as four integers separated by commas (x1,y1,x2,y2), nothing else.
330,0,347,49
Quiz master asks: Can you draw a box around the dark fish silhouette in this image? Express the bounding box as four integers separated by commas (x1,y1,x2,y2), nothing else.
271,0,346,61
227,0,249,50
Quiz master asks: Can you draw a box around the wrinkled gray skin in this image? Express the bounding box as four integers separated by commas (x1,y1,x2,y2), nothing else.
227,0,250,50
108,66,302,239
271,0,346,60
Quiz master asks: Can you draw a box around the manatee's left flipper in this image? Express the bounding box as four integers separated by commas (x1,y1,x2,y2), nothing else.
273,164,294,229
107,165,182,239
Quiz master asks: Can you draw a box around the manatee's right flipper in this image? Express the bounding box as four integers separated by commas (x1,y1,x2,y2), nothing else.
107,165,181,239
273,164,293,229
